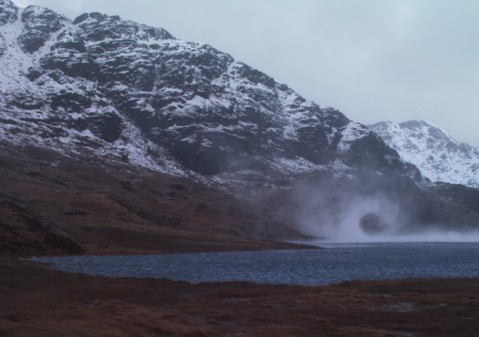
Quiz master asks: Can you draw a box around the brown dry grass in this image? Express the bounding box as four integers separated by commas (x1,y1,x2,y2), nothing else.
0,143,309,256
1,258,478,337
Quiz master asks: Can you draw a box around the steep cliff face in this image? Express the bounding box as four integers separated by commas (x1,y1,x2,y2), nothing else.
0,0,413,185
371,121,479,188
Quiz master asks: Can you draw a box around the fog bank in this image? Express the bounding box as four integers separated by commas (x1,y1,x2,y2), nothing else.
287,173,479,243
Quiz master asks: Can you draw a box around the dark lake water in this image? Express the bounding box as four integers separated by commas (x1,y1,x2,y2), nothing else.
33,242,479,286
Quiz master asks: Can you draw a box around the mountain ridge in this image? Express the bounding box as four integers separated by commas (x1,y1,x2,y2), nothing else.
0,0,415,186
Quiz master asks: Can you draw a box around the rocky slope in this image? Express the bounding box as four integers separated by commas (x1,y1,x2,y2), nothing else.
370,121,479,188
0,0,478,246
0,0,415,187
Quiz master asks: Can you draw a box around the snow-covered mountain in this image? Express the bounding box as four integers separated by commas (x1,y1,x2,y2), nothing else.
3,0,479,236
0,0,416,189
370,121,479,188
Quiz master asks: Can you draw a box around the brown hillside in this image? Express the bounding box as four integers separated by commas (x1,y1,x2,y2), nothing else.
0,143,307,256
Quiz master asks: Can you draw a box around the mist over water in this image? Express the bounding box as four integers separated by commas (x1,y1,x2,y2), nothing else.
289,175,479,244
301,230,479,245
297,193,479,243
296,193,400,242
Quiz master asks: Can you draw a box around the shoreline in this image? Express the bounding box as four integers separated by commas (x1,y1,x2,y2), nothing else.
28,241,479,287
1,257,478,337
16,239,320,260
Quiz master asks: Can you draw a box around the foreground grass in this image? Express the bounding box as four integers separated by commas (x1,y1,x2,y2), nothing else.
1,258,478,336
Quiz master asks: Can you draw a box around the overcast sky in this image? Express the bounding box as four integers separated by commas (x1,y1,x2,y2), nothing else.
14,0,479,146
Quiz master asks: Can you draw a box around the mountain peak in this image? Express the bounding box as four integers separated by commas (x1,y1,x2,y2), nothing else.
73,12,112,25
399,120,433,127
398,120,458,144
73,11,174,42
370,120,479,187
18,5,69,53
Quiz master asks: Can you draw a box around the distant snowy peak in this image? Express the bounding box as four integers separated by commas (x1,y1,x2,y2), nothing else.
370,120,479,188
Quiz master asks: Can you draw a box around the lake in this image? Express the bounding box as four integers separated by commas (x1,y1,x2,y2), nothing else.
33,242,479,286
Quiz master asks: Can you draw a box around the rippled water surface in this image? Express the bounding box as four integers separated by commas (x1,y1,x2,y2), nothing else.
33,242,479,285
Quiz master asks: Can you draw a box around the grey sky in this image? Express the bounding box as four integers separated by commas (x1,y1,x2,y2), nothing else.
14,0,479,146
